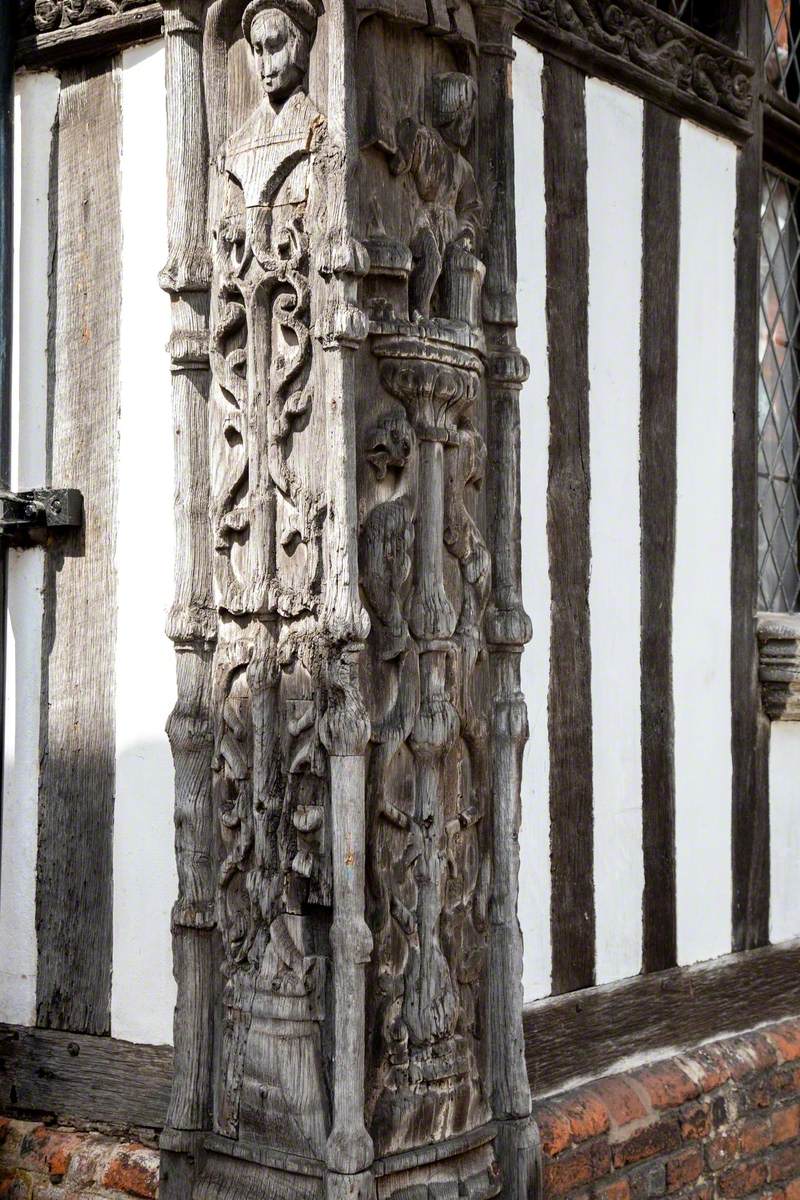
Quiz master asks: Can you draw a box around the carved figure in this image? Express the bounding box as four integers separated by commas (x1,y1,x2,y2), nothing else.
162,0,540,1190
207,0,333,1151
389,73,484,324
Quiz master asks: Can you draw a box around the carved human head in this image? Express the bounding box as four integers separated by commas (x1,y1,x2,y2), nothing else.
242,0,321,103
432,72,477,150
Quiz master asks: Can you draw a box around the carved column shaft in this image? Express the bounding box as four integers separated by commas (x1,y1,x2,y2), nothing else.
160,0,216,1148
477,9,539,1196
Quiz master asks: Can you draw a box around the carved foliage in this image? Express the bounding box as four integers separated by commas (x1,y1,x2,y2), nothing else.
207,4,337,1152
26,0,153,33
361,333,492,1156
523,0,752,118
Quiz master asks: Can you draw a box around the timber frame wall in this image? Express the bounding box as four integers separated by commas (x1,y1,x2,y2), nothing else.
4,0,800,1185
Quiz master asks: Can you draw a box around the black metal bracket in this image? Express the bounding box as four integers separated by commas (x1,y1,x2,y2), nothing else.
0,488,83,547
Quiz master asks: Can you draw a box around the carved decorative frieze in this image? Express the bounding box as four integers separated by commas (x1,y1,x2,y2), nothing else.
162,0,539,1195
520,0,753,124
757,613,800,721
20,0,155,32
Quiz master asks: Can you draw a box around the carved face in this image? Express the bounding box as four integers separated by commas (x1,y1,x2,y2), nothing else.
250,9,309,103
441,104,474,151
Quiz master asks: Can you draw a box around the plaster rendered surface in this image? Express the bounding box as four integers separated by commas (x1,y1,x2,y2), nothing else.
112,39,177,1047
673,120,736,967
0,71,59,1026
586,76,644,988
515,38,551,1004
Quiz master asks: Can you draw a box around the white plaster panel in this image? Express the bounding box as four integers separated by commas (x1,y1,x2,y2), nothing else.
586,77,644,985
0,71,60,1026
514,40,552,1002
673,121,736,966
113,40,177,1046
769,722,800,943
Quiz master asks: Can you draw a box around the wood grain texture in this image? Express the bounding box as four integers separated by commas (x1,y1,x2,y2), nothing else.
16,5,163,69
0,1024,172,1130
732,0,769,953
159,0,216,1143
516,0,752,144
36,59,121,1036
524,939,800,1099
477,12,539,1193
542,54,594,996
640,102,679,975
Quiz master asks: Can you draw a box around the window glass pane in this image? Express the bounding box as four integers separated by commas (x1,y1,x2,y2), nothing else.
759,169,800,612
657,0,696,21
766,0,800,101
653,0,735,42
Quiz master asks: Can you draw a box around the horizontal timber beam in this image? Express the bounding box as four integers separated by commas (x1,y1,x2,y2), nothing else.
16,5,163,70
524,940,800,1099
0,1024,173,1131
4,943,800,1130
517,0,754,145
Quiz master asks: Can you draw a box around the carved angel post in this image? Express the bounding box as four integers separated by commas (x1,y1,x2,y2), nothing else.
162,0,540,1193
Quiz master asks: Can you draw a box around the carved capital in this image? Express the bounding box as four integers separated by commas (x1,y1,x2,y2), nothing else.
487,347,530,388
318,300,371,348
320,644,371,756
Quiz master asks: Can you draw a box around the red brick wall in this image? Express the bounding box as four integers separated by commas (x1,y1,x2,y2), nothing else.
4,1018,800,1199
0,1118,159,1199
532,1017,800,1199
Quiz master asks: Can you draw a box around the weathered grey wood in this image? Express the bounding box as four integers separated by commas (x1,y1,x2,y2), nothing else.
517,0,753,144
159,0,217,1149
640,101,679,975
524,939,800,1099
0,1024,173,1130
16,4,163,68
166,0,537,1195
36,58,121,1036
542,53,594,997
320,3,373,1191
477,9,539,1196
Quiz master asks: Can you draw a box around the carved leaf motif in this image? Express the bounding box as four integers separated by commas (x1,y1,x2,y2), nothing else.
524,0,752,118
30,0,151,30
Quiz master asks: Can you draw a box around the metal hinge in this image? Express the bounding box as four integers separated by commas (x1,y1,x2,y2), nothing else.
0,488,83,547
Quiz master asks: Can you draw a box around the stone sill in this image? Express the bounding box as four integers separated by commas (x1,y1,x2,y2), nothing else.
757,612,800,721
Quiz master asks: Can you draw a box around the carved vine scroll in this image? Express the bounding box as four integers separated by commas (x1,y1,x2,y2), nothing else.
161,0,539,1196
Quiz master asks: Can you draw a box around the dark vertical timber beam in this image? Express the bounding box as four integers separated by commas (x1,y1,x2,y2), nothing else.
543,55,595,995
640,103,680,974
732,0,769,952
0,0,16,873
36,60,121,1033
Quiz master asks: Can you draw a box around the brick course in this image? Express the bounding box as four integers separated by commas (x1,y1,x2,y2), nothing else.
4,1018,800,1198
0,1119,158,1200
534,1017,800,1199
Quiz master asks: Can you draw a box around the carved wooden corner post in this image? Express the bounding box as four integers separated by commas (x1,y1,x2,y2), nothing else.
159,1,217,1194
161,0,540,1191
476,6,539,1196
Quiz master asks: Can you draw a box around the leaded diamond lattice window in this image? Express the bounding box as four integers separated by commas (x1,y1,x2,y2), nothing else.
759,169,800,612
766,0,800,101
650,0,736,44
656,0,696,22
